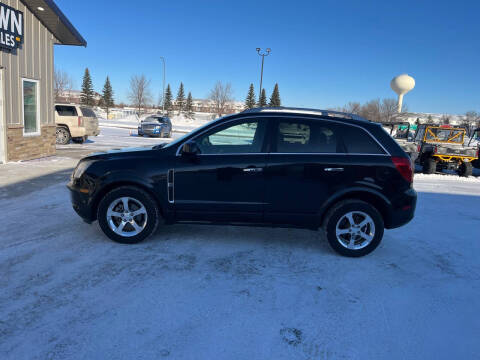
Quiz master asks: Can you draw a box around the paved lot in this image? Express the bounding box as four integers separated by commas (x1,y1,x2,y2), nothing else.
1,126,480,359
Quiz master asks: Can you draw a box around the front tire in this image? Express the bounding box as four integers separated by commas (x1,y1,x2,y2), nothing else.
323,200,384,257
97,186,160,244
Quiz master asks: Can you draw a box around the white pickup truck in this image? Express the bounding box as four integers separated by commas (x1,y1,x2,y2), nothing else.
55,104,100,144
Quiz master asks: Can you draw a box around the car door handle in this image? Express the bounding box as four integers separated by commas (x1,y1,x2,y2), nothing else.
243,167,263,173
324,167,344,172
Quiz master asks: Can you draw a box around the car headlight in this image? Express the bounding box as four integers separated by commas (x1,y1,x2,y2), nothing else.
73,160,92,179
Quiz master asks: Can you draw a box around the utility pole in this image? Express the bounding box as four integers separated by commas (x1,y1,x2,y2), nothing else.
256,48,271,104
160,57,166,115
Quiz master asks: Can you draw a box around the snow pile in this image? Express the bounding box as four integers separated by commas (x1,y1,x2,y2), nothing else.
414,173,480,183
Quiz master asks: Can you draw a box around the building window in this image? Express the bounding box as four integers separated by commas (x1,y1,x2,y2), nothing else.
22,79,40,136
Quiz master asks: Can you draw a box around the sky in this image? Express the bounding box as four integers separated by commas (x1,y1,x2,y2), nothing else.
54,0,480,114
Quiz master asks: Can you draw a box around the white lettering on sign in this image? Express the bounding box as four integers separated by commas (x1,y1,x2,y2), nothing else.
0,2,23,51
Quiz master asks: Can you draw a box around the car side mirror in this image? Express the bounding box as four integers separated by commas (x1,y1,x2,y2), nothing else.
181,141,200,156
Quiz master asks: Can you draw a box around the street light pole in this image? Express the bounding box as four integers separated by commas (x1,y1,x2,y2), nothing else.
256,48,271,105
160,57,166,115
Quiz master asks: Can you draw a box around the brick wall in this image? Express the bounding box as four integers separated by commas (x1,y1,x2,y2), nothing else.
6,125,56,162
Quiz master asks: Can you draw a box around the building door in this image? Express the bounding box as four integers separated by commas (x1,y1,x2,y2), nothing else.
0,69,5,164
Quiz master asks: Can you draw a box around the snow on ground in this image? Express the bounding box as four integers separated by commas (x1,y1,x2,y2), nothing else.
414,173,480,195
1,131,480,359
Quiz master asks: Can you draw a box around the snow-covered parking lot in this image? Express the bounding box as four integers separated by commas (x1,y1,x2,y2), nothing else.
1,128,480,359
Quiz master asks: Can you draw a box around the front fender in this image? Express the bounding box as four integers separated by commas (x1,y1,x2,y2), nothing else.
90,169,169,217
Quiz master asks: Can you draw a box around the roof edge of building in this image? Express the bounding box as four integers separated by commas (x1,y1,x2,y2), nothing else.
21,0,87,47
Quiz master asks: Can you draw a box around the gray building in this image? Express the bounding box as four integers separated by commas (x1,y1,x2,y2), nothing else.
0,0,85,163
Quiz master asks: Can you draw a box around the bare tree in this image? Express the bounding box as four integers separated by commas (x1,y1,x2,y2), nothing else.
465,111,480,128
54,68,73,102
359,99,382,122
128,75,152,114
440,114,450,125
380,98,399,123
209,81,233,117
345,102,361,115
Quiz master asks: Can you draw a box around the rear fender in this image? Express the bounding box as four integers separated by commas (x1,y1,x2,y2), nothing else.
318,186,393,228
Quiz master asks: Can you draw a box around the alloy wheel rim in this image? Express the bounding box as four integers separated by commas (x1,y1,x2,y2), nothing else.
106,197,148,237
335,211,375,250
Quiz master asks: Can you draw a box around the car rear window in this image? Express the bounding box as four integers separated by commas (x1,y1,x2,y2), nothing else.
80,107,97,118
275,120,339,153
55,105,77,116
340,125,386,154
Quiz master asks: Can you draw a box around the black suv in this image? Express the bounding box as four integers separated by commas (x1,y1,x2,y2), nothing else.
68,107,416,257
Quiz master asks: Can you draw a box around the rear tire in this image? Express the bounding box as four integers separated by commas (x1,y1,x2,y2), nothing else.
72,136,87,144
323,200,384,257
423,157,436,174
97,186,160,244
458,161,473,177
56,127,71,145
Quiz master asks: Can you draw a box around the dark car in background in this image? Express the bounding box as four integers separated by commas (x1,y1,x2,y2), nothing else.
138,115,172,138
68,107,416,257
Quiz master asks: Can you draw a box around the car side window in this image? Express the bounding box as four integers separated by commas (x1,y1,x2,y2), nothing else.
196,119,266,154
339,125,386,154
55,105,77,116
79,107,97,118
274,119,339,153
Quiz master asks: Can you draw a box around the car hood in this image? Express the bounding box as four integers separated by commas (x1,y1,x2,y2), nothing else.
140,121,166,126
86,146,157,160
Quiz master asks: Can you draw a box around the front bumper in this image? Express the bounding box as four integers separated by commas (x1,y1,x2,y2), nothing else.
139,126,169,137
67,181,96,223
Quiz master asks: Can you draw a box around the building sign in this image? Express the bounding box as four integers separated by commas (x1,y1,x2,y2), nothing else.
0,2,23,51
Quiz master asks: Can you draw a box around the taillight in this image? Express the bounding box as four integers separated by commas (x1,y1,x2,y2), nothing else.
433,145,438,154
392,156,413,183
78,116,83,126
417,144,421,152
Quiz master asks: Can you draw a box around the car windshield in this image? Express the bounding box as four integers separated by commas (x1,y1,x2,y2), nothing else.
145,116,167,123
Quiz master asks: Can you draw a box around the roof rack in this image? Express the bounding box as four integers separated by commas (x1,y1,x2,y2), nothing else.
242,106,368,121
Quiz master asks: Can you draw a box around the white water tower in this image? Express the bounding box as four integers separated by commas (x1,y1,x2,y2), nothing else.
390,74,415,113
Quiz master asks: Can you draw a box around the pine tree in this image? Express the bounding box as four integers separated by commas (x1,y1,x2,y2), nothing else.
101,76,114,118
80,68,95,106
184,92,194,119
245,83,256,109
176,82,186,115
258,88,267,107
164,84,173,116
269,83,281,107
